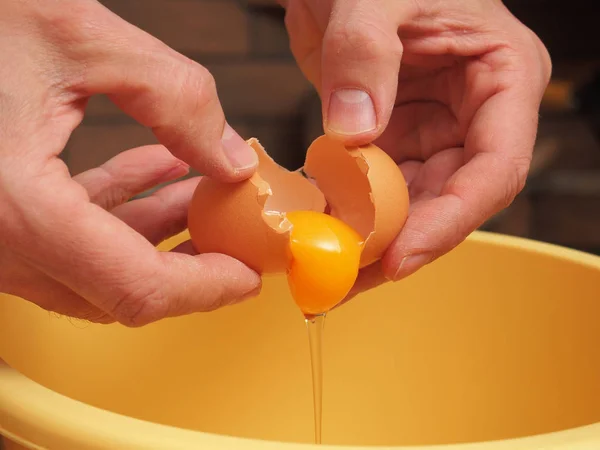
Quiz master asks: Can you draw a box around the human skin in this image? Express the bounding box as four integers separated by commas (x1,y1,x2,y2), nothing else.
281,0,551,297
0,0,262,326
0,0,551,325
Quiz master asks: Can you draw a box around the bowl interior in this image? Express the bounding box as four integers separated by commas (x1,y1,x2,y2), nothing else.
1,233,600,447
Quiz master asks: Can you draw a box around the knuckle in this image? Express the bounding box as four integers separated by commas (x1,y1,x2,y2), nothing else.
528,49,552,93
520,22,552,76
82,166,130,210
516,27,552,92
502,155,531,209
41,2,111,60
185,64,218,104
41,4,90,42
511,155,531,193
168,62,220,125
112,280,169,327
151,61,222,149
325,19,402,63
535,37,553,87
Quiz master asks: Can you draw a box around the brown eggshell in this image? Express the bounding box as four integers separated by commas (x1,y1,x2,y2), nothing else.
304,135,409,267
187,139,326,273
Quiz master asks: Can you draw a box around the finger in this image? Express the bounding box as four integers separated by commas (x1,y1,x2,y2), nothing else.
5,259,113,324
8,173,261,327
334,160,420,303
374,103,462,163
64,2,258,181
111,177,200,245
405,148,465,204
335,260,387,308
7,177,251,326
73,145,189,210
320,0,415,144
397,160,422,187
382,85,542,281
30,286,114,324
284,0,328,91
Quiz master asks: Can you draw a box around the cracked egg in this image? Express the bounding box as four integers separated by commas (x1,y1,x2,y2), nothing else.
187,135,409,315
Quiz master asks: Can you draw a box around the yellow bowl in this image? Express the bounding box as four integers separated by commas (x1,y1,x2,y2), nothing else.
2,231,600,449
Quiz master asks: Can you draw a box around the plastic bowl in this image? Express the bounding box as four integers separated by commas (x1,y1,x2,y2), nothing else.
1,231,600,449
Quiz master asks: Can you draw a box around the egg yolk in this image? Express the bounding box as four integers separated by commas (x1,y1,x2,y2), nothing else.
285,211,364,317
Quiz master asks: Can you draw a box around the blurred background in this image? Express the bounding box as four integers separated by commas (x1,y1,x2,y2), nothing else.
63,0,600,255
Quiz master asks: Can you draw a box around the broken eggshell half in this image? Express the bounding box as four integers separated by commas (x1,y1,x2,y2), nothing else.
187,135,409,274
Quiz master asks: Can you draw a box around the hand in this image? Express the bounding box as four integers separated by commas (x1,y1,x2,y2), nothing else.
283,0,551,294
0,0,261,326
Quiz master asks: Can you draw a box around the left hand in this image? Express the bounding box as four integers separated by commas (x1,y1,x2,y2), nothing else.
0,0,261,326
282,0,551,296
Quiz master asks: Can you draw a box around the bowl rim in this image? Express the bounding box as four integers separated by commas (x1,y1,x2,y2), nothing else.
2,230,600,450
469,231,600,270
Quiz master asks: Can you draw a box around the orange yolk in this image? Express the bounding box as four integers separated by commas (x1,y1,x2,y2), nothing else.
285,211,364,317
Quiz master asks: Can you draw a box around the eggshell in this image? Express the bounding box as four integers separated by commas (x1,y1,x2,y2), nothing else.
187,139,326,273
188,134,409,275
304,135,409,267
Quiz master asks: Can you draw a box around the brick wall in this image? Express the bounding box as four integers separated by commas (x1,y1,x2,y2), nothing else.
64,0,318,176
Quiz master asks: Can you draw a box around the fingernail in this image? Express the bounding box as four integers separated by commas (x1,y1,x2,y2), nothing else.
221,123,258,171
392,253,432,281
327,89,377,135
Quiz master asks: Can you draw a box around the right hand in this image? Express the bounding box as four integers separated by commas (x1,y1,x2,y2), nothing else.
284,0,551,294
0,0,261,326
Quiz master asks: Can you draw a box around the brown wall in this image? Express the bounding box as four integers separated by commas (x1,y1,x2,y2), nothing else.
63,0,600,254
65,0,318,176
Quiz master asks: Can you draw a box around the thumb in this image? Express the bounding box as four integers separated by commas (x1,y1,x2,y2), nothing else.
75,2,258,182
321,1,407,145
